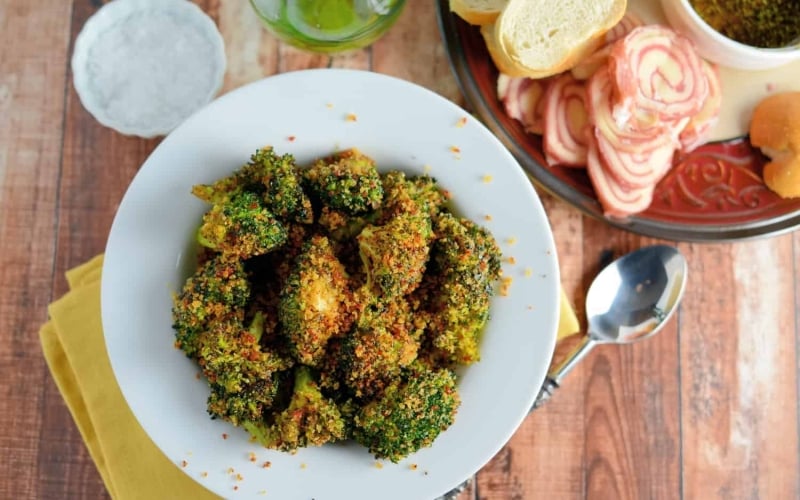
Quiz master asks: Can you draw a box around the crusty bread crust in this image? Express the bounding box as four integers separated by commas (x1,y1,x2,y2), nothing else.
484,0,626,78
750,91,800,198
449,0,507,26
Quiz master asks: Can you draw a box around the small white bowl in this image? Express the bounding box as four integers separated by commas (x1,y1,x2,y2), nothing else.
660,0,800,71
72,0,226,138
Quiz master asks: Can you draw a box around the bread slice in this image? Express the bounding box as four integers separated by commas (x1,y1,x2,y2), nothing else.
450,0,508,25
489,0,627,79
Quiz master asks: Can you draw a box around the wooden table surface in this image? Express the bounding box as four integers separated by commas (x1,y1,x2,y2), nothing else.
2,1,798,499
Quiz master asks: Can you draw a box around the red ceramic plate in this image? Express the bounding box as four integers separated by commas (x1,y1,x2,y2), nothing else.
435,0,800,241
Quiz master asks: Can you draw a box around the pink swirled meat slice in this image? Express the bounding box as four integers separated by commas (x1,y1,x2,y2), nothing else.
585,136,655,218
497,74,549,135
609,25,708,127
543,73,589,167
679,60,722,153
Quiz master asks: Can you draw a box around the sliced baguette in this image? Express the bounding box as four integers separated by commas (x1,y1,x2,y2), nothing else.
450,0,508,26
489,0,627,79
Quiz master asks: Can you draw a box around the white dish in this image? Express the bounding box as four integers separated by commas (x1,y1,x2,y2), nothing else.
71,0,226,137
101,69,559,500
659,0,800,71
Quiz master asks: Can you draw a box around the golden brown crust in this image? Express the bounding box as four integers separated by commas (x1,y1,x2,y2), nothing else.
450,0,502,25
749,92,800,198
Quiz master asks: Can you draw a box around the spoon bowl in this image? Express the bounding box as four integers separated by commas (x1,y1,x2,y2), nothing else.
533,245,688,409
586,245,687,344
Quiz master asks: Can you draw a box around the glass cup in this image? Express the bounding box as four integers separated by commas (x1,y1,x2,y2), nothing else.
250,0,407,53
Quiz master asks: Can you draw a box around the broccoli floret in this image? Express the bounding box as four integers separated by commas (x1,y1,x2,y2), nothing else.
357,213,433,298
303,148,383,215
193,148,312,224
426,213,502,365
353,368,460,462
379,171,447,221
279,235,355,366
172,256,250,358
253,148,313,224
192,154,267,204
245,366,346,451
338,297,422,398
197,191,288,259
200,315,294,425
318,206,375,242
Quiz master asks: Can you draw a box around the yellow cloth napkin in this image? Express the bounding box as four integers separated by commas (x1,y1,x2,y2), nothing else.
39,255,580,499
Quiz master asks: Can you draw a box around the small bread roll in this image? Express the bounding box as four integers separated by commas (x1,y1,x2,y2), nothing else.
749,91,800,198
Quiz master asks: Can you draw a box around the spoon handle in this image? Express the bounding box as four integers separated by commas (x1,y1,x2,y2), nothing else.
530,336,598,410
531,376,559,411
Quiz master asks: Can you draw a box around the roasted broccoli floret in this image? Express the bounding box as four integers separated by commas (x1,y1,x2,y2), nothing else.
245,366,346,451
193,147,312,224
172,256,250,358
279,235,355,366
201,314,294,425
338,297,422,398
357,212,433,298
426,213,502,365
254,148,313,224
303,148,383,215
353,368,460,462
379,171,447,221
197,191,288,259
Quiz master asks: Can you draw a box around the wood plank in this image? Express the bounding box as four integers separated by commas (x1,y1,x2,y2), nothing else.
0,0,72,498
679,237,799,499
371,2,462,103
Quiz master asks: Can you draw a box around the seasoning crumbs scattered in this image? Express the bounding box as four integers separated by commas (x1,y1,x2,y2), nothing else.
300,463,307,470
500,276,513,296
326,102,334,109
290,450,298,456
424,471,429,476
236,473,244,482
287,135,296,142
524,267,533,277
262,461,272,469
456,116,468,128
484,214,493,221
227,467,235,474
180,460,188,468
527,305,534,310
482,174,493,183
423,164,432,173
345,113,358,122
233,486,239,491
374,462,384,469
258,490,267,496
249,452,257,462
409,464,418,470
201,471,208,478
449,145,461,154
222,433,228,440
507,256,516,264
505,236,517,245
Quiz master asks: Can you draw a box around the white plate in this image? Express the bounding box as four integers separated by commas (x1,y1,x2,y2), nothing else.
101,69,560,500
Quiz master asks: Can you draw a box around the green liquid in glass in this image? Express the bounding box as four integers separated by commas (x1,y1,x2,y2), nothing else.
250,0,406,53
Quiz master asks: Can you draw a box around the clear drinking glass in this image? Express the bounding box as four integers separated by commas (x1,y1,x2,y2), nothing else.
250,0,407,53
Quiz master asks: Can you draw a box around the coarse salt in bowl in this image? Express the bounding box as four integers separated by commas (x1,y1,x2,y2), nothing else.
659,0,800,71
71,0,226,138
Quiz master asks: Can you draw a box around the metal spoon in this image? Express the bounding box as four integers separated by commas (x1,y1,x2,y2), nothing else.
438,244,688,500
533,244,687,409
